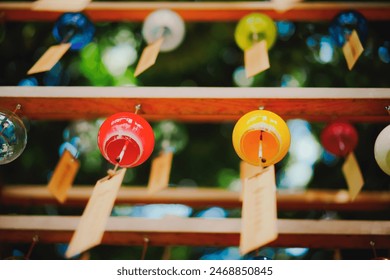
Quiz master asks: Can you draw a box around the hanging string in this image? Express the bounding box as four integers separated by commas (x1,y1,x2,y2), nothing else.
61,28,75,44
107,142,128,178
259,130,266,164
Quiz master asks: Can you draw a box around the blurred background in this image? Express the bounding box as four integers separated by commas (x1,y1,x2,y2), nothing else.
0,0,389,260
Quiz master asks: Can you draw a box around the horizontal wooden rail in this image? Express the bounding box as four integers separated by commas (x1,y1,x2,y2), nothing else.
1,2,390,22
0,216,389,249
1,186,390,212
1,87,389,122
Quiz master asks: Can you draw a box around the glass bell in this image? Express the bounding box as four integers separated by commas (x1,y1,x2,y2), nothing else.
142,9,185,52
374,125,390,175
52,12,95,51
232,110,291,167
0,108,27,165
329,10,368,48
320,121,358,157
234,13,277,51
98,112,155,168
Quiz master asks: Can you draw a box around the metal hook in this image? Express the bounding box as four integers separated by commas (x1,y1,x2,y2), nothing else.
370,241,377,259
141,237,150,260
13,104,21,114
385,106,390,115
25,235,39,260
134,104,142,115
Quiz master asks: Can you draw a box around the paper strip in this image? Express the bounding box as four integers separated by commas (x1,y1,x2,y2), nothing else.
32,0,91,12
244,40,270,78
342,152,364,201
342,30,364,71
27,43,71,75
240,161,263,201
240,165,278,255
65,168,126,258
47,149,80,204
147,151,173,194
134,37,164,77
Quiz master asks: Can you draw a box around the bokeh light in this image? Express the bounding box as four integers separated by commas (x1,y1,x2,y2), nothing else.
153,120,188,153
276,21,296,41
102,43,137,76
113,69,137,86
278,162,314,190
217,168,239,188
287,120,322,165
200,247,241,260
131,204,192,218
321,149,339,166
43,62,69,86
80,42,112,86
63,120,100,154
306,35,338,64
281,74,300,87
196,207,227,218
18,77,38,86
285,248,309,258
281,68,307,87
233,66,254,87
378,41,390,63
112,205,133,216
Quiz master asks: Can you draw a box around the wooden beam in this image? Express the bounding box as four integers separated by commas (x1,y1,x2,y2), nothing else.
1,2,390,22
0,216,389,249
1,87,389,122
2,185,390,212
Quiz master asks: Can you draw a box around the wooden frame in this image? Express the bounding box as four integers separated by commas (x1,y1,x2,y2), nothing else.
1,2,390,22
2,186,390,212
1,87,389,122
0,2,389,255
0,216,389,248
